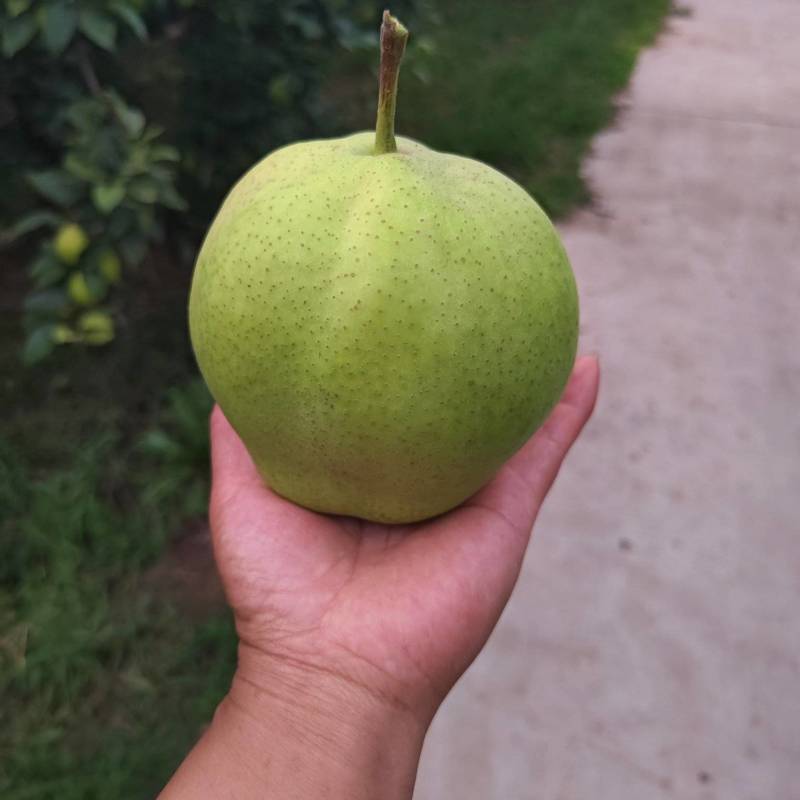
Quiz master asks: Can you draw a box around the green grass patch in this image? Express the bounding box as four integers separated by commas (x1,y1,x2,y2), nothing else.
0,428,234,799
0,304,233,798
408,0,670,216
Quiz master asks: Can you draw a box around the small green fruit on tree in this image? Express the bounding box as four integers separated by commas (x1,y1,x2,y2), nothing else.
189,12,579,523
77,310,115,345
52,324,77,344
3,0,186,364
53,223,89,265
99,249,122,284
67,272,98,306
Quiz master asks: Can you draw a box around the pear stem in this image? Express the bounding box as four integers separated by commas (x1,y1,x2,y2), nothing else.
373,10,408,155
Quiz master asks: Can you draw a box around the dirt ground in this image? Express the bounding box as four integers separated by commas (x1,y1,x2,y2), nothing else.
414,1,800,798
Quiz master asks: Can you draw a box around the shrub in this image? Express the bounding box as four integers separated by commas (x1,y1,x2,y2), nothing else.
0,0,391,363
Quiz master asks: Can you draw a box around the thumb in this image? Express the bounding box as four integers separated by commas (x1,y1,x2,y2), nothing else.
465,353,600,535
209,405,265,508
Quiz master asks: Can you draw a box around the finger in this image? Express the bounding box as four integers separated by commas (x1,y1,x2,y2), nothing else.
468,354,600,532
387,358,598,654
209,405,270,512
210,405,262,485
399,356,599,577
515,353,600,504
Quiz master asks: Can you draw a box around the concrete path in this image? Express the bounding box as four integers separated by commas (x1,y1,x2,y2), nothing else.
415,2,800,798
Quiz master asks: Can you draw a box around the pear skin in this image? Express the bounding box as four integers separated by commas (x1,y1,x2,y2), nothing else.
189,131,578,523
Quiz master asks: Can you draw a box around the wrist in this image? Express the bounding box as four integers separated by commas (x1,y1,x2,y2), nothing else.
225,643,427,796
163,642,428,799
233,638,432,728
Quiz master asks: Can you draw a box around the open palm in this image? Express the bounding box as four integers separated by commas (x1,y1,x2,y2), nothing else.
209,355,599,723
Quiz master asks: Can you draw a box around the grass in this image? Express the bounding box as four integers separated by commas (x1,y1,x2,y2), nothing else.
0,438,236,799
1,1,671,795
0,434,237,798
424,0,672,216
0,370,234,797
0,296,236,797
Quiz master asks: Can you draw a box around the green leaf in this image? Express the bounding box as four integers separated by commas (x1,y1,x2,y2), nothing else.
128,176,159,204
26,170,84,207
63,152,104,183
2,13,37,57
1,211,62,245
64,96,104,132
78,9,117,50
144,164,174,183
119,105,145,138
5,0,33,19
40,3,78,54
149,144,180,162
23,325,56,365
159,183,188,211
24,288,68,316
110,1,147,40
139,429,182,459
29,249,66,288
106,91,145,137
140,125,165,144
92,182,125,214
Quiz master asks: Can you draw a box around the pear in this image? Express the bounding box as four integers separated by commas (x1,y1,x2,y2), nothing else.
189,12,578,523
99,249,122,284
77,310,115,345
54,223,89,265
67,272,96,306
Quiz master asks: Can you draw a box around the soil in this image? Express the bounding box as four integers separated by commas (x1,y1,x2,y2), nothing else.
144,517,225,621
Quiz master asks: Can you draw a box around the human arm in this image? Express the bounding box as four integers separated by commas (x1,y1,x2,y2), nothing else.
160,354,600,799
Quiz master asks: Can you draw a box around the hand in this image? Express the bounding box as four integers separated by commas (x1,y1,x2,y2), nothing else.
161,354,599,799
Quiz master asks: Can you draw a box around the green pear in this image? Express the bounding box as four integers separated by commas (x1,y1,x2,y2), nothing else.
189,12,578,523
77,310,115,345
67,271,97,306
54,223,89,266
99,249,122,284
